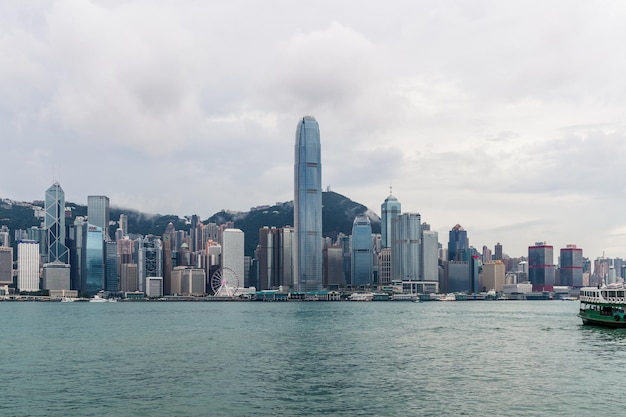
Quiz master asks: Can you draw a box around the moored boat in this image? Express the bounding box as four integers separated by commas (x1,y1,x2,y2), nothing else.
579,284,626,328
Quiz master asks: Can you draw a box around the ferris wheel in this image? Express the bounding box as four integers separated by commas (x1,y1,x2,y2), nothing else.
210,267,240,297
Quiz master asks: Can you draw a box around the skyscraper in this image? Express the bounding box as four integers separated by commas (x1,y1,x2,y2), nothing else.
222,229,244,289
45,182,69,263
18,240,40,292
351,215,373,287
84,224,105,295
88,196,110,240
381,191,401,249
528,242,555,291
294,116,322,292
448,224,469,261
560,245,583,287
391,213,421,281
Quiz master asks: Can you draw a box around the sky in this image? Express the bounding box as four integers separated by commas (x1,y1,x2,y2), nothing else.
1,0,626,259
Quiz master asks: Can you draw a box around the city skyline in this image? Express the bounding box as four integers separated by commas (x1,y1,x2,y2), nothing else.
2,1,626,258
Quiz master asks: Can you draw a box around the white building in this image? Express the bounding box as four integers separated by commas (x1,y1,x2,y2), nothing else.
222,229,245,289
18,240,40,292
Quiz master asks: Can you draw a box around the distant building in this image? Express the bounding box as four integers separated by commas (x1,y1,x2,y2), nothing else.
84,224,105,296
422,230,439,282
0,246,13,285
381,192,401,249
481,261,505,292
323,245,343,289
119,263,138,293
105,241,118,292
559,245,583,287
378,248,392,286
42,262,71,291
137,235,163,293
18,240,40,292
88,196,110,240
528,242,555,291
391,213,421,281
448,224,468,262
351,215,373,287
222,229,244,289
294,116,323,292
146,276,163,298
45,182,69,264
494,242,503,261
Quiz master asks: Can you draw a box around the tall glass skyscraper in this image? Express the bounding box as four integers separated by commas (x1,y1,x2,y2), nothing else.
448,224,469,261
351,215,373,287
45,182,69,263
88,196,110,240
381,191,401,249
294,116,322,292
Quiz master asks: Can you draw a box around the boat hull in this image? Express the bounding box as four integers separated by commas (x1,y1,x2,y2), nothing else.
578,312,626,329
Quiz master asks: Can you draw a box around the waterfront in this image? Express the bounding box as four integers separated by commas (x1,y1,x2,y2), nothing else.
2,301,625,416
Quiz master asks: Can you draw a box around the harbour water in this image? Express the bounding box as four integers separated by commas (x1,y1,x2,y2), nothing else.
2,300,624,416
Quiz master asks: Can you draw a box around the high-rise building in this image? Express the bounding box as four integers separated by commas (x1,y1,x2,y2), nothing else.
381,191,401,249
323,245,343,289
560,245,583,287
482,246,492,263
258,227,279,290
294,116,322,292
88,196,110,240
0,231,10,247
222,229,244,290
137,235,163,293
118,214,128,238
528,242,555,291
481,261,505,292
448,224,468,262
421,230,439,282
494,242,503,261
105,241,118,292
0,246,13,285
18,240,40,292
84,224,104,296
351,215,373,287
45,182,69,263
391,213,421,281
378,248,392,285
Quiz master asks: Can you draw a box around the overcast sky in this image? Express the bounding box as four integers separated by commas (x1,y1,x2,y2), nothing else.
2,0,625,259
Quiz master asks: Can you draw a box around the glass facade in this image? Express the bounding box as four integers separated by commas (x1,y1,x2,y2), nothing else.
294,116,322,291
381,194,401,249
45,182,69,263
88,196,110,240
85,224,104,296
448,224,468,261
528,244,555,289
560,246,583,287
105,241,118,292
391,213,421,281
351,215,373,287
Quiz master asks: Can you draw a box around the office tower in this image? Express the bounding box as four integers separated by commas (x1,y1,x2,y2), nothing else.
84,225,105,295
444,256,481,293
42,262,70,291
380,190,402,249
0,246,13,285
0,231,9,247
448,224,468,261
494,242,503,261
137,235,163,293
118,214,128,237
222,229,244,289
45,182,69,263
560,245,583,287
323,245,343,289
351,215,373,287
203,223,220,245
421,230,439,281
528,242,555,291
391,213,421,281
162,223,175,295
88,196,110,240
258,227,277,290
338,234,351,285
482,246,492,263
119,263,138,292
105,241,118,292
482,261,505,292
294,116,323,292
279,227,294,289
18,240,40,292
378,248,392,285
145,277,163,297
381,191,401,249
68,216,86,292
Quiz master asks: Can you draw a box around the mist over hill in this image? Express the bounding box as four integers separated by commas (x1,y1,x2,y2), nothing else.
0,191,380,257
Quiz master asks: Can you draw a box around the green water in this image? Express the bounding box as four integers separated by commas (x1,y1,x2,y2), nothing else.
0,300,623,416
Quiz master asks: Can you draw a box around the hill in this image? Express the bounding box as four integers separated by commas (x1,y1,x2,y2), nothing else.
0,191,381,257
